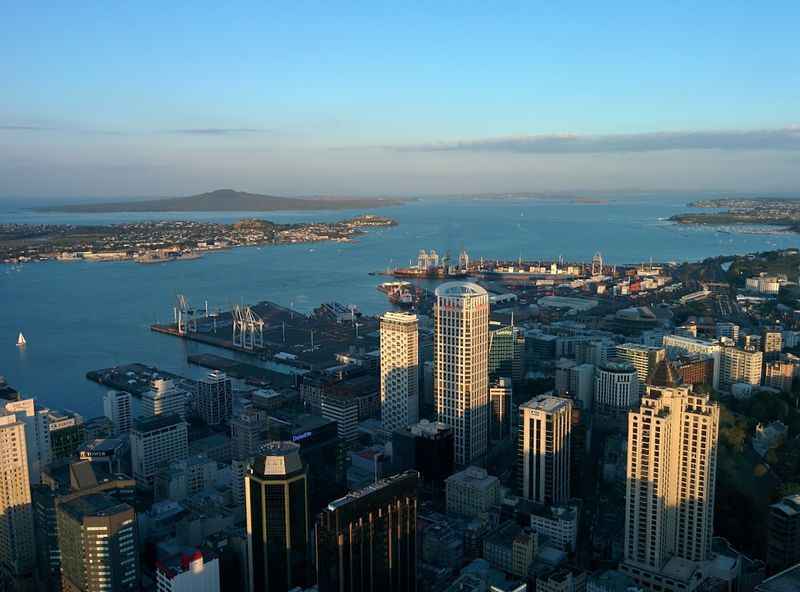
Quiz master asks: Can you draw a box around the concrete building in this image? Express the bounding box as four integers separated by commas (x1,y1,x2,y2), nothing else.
4,397,51,485
489,378,513,441
621,361,720,591
762,329,783,362
321,392,359,442
720,346,763,392
519,395,572,505
594,363,638,412
393,420,455,489
57,494,138,592
142,378,187,420
435,282,490,466
662,335,721,390
483,521,537,578
380,312,420,432
764,356,800,393
48,409,86,461
0,412,35,580
230,407,268,460
156,455,219,502
156,551,220,592
245,442,309,592
446,466,500,518
615,343,665,395
103,390,132,436
586,569,641,592
528,503,579,553
570,363,595,410
195,371,232,426
130,414,189,489
316,471,418,592
766,493,800,575
715,322,740,343
537,568,586,592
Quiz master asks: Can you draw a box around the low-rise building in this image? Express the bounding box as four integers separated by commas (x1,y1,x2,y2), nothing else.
446,466,500,518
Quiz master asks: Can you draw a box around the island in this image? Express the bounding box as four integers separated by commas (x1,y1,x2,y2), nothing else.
670,198,800,232
34,188,410,213
0,214,397,264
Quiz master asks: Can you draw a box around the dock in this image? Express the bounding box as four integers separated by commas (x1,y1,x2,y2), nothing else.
86,363,194,397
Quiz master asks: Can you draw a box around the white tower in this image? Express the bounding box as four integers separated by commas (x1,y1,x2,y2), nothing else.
103,390,132,435
434,281,489,466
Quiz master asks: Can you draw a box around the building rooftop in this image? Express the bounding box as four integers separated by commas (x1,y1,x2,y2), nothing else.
435,281,488,298
519,394,571,414
771,494,800,516
60,493,131,521
445,466,498,490
757,563,800,592
133,413,185,433
327,470,418,511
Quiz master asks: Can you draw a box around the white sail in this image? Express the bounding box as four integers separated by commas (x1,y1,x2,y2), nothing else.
17,332,26,346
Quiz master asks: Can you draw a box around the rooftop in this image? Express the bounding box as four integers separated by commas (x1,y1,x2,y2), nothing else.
445,466,498,490
520,394,572,414
59,493,131,521
435,281,488,298
756,563,800,592
133,413,185,432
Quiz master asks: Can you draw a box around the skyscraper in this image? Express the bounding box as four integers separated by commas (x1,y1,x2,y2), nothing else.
57,493,139,592
103,390,132,436
245,441,309,592
518,395,572,505
380,312,420,432
434,282,489,466
4,398,51,485
0,412,35,581
142,378,187,420
488,321,525,382
316,471,418,592
621,360,720,591
195,370,232,426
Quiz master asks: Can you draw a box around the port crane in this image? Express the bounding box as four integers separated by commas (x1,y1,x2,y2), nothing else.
174,294,197,335
232,304,264,350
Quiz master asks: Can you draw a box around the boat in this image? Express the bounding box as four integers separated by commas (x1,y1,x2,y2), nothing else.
17,332,26,347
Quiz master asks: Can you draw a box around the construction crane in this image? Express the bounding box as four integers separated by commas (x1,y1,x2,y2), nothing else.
174,294,197,335
232,304,265,350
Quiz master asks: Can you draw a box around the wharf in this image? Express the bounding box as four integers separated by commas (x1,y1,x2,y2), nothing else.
86,363,193,397
187,353,304,387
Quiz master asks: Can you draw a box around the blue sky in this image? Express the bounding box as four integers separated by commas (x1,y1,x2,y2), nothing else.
2,2,799,198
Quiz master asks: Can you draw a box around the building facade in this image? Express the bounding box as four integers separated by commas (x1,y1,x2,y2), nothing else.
316,471,418,592
445,466,500,518
720,346,763,392
142,378,187,420
380,312,420,432
195,371,232,426
615,344,665,395
434,282,490,466
0,412,35,580
130,414,189,489
245,442,309,592
594,363,638,413
519,395,572,505
103,390,132,436
489,377,513,441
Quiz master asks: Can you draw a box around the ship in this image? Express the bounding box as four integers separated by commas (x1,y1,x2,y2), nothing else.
16,332,26,347
377,281,418,308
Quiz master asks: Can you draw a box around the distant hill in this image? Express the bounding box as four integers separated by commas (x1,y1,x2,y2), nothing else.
34,189,408,213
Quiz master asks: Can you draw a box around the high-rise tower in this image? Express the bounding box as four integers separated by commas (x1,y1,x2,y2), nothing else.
380,312,420,432
245,441,309,592
434,282,489,466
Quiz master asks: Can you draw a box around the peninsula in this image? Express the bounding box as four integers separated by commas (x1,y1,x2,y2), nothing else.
1,214,397,264
34,188,409,213
670,197,800,232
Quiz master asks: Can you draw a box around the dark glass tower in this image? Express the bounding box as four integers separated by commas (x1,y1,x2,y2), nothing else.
316,470,418,592
245,441,309,592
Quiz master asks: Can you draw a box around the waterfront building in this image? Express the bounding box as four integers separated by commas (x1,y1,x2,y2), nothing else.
518,395,572,505
720,346,763,391
615,343,665,395
445,466,500,518
380,312,420,432
155,550,220,592
195,370,232,426
316,471,418,592
48,409,86,461
489,377,513,441
489,321,525,382
4,398,51,485
662,334,721,390
594,363,638,412
142,378,187,420
434,281,490,466
245,442,310,592
103,390,132,436
0,411,35,580
621,360,720,591
57,493,139,592
392,419,454,489
766,493,800,575
130,414,189,489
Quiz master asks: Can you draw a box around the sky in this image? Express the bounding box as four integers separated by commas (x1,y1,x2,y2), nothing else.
2,2,799,199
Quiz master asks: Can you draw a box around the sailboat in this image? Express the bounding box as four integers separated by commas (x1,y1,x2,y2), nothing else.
16,332,26,347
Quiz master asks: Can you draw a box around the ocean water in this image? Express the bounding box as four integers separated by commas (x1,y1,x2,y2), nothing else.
1,195,797,417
